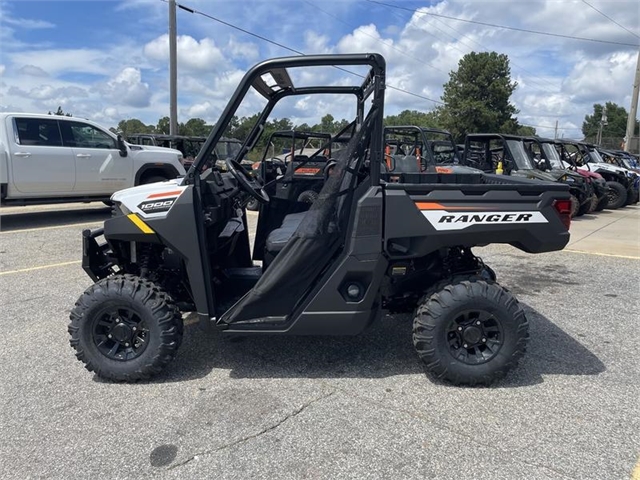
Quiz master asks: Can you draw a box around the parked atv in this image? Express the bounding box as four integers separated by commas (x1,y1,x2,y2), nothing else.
530,138,607,214
247,130,337,211
460,133,588,217
70,54,571,386
383,126,481,177
598,149,640,204
558,140,635,209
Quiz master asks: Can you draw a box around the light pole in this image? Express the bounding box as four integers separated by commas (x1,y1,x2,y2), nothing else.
169,0,178,136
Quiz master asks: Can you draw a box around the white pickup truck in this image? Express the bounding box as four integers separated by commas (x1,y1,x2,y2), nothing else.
0,113,186,206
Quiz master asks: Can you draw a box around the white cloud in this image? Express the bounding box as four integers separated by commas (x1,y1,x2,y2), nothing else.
99,67,151,108
18,65,49,77
2,15,54,29
144,34,229,72
0,65,5,76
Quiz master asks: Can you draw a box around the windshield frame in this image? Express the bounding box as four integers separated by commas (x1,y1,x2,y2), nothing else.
505,139,535,170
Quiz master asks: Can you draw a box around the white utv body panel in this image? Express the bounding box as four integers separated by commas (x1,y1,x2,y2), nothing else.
0,113,185,204
111,178,188,219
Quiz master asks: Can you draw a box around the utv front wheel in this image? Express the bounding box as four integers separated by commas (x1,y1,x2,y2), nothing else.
605,181,627,209
413,277,528,386
69,275,183,382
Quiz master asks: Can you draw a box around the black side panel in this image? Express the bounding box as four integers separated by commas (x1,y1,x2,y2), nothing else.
383,183,570,256
146,187,212,316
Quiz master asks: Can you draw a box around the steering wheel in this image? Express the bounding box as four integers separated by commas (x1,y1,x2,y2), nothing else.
225,158,270,204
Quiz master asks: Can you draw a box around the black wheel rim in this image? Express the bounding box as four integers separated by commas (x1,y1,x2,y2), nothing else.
446,310,503,365
607,189,619,205
92,307,149,361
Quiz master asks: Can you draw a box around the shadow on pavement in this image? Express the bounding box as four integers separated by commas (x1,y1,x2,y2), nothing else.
151,302,604,388
0,206,111,232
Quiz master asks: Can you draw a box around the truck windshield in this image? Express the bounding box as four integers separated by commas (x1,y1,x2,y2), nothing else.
542,143,564,169
506,140,535,170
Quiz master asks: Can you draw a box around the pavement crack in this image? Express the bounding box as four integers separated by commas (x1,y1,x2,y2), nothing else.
167,390,335,471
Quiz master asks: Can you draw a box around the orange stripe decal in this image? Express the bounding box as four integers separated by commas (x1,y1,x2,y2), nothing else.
415,202,485,211
416,202,446,210
146,190,183,199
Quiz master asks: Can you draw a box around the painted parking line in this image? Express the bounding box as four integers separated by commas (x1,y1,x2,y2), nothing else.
631,455,640,480
563,249,640,260
0,221,102,235
0,260,82,276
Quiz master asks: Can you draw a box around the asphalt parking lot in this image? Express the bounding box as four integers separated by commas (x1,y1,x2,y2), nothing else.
1,203,639,479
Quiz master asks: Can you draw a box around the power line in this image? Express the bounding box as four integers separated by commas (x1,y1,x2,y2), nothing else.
366,0,639,47
581,0,640,40
366,0,561,96
522,123,582,131
303,0,448,75
173,1,444,105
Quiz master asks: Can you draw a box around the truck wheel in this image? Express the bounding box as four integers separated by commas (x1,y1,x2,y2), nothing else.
413,277,528,386
69,275,183,382
569,194,580,217
297,190,319,205
605,181,627,209
141,175,168,185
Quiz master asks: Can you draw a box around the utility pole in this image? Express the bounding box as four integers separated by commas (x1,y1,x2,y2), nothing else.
554,120,558,140
624,48,640,153
597,104,607,146
168,0,178,136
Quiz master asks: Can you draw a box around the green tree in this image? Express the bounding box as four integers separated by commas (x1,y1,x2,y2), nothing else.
384,109,442,128
48,106,72,117
117,118,154,137
582,102,638,139
182,117,212,137
156,116,170,134
439,52,523,142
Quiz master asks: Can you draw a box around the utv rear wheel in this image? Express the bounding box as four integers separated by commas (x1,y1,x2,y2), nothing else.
413,277,528,386
569,194,580,217
68,275,183,382
605,181,627,209
297,190,319,205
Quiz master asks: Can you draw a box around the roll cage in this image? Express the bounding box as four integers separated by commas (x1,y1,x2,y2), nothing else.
185,54,386,187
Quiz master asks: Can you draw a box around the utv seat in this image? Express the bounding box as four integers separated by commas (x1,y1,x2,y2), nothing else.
265,212,307,254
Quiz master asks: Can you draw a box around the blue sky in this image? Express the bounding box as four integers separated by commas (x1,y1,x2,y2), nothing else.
1,0,638,138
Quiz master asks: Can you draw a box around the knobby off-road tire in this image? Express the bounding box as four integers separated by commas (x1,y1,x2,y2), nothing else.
69,275,183,382
569,194,580,217
594,194,608,211
297,190,319,205
625,187,637,206
412,277,528,386
577,198,592,216
605,181,627,209
587,194,599,214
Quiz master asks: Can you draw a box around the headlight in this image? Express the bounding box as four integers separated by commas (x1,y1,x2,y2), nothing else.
561,175,575,183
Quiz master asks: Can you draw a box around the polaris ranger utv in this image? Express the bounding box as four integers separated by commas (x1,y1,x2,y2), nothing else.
461,133,589,217
382,126,479,176
70,54,571,385
524,137,602,214
247,130,335,211
556,139,635,209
